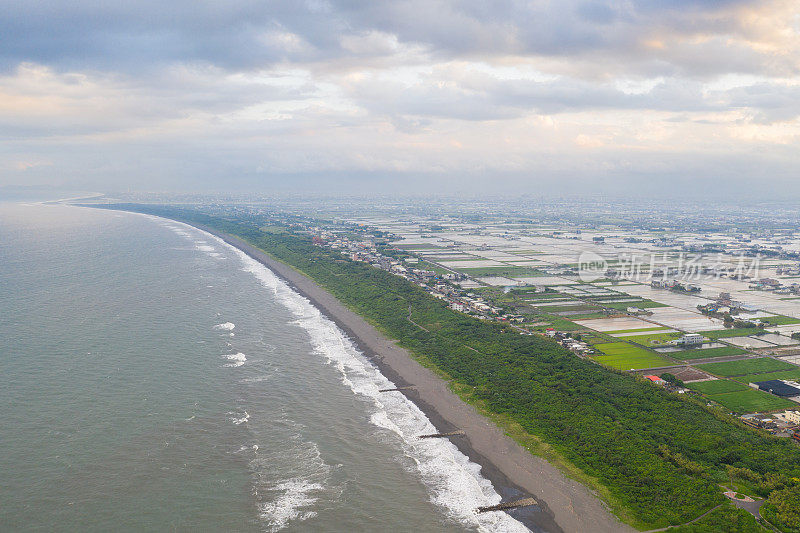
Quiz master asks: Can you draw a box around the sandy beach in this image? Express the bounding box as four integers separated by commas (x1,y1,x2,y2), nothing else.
191,223,632,533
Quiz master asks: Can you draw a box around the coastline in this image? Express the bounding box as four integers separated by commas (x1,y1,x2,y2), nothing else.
149,214,631,532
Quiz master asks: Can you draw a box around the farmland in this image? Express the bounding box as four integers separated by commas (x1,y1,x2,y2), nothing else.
593,342,675,370
687,380,750,395
706,389,796,413
454,265,544,277
621,331,682,346
697,358,797,377
731,368,800,384
667,346,748,360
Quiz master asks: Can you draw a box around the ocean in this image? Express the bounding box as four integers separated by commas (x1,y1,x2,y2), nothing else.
0,203,528,532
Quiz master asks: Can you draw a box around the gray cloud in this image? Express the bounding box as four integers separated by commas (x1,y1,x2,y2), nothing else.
0,0,782,77
1,0,799,195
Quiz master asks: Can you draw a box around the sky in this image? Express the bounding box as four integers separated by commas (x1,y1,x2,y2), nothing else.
1,1,799,196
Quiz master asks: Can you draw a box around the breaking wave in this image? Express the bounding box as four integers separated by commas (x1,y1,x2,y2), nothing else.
222,352,247,368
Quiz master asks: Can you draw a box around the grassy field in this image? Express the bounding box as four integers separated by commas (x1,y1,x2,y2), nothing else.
622,332,682,346
668,346,748,360
697,357,797,377
706,389,796,413
686,379,750,395
731,368,800,384
593,342,675,370
760,315,800,326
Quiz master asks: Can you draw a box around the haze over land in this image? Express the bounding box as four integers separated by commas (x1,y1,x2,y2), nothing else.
2,1,800,197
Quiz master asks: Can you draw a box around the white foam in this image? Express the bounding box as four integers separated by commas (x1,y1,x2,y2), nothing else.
213,322,235,331
223,352,247,367
259,478,323,532
230,411,250,425
250,427,336,533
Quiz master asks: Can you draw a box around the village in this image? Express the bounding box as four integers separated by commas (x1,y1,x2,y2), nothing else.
288,210,800,444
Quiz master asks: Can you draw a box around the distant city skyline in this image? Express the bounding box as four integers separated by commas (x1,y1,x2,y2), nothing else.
1,1,799,196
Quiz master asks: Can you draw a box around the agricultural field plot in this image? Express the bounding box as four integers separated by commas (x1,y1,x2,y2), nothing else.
700,328,764,339
476,276,521,286
439,259,506,268
574,316,656,332
697,357,797,377
613,284,713,311
666,346,748,360
593,342,675,370
506,260,548,267
392,242,443,249
770,324,800,336
671,367,717,382
536,304,598,313
731,368,800,384
555,311,607,318
756,333,799,346
415,262,453,275
724,336,777,348
647,307,727,332
706,389,796,413
531,299,584,306
612,328,676,338
687,379,750,395
602,301,670,311
618,332,682,347
511,276,569,286
606,326,672,335
759,315,800,326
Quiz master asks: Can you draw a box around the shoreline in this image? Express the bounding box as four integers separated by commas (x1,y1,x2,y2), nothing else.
145,213,631,532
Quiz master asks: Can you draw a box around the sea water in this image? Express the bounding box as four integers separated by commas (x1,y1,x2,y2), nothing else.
0,203,528,532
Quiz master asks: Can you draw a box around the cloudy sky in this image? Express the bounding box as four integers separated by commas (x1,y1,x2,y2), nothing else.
1,1,799,195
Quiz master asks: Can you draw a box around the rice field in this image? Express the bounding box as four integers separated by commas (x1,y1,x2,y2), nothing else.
593,342,675,370
668,346,747,360
731,368,800,384
620,332,682,347
696,357,797,377
705,389,796,413
686,379,749,395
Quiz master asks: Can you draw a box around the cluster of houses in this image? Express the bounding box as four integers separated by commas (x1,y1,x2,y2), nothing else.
315,231,525,323
741,410,800,439
650,279,701,292
545,330,595,355
748,277,800,295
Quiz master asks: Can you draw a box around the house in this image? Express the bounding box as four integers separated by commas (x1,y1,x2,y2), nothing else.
673,333,704,346
644,375,666,385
